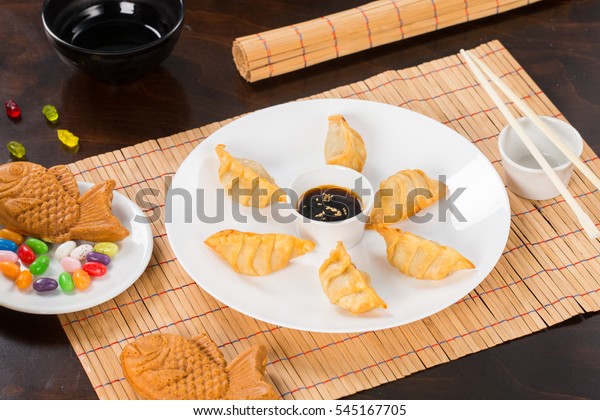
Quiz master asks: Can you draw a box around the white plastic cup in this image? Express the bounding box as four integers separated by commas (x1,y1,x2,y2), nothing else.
498,116,583,200
288,165,374,252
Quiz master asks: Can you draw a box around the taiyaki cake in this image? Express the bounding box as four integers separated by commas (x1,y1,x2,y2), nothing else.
120,333,279,400
0,162,129,243
376,226,475,280
215,144,283,208
324,115,367,173
204,229,315,276
319,241,386,314
369,169,447,227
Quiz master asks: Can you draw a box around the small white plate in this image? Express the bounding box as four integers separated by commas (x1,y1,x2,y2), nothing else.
166,99,511,333
0,182,153,315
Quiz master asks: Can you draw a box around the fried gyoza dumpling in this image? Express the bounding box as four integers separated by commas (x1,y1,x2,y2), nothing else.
324,115,367,172
204,229,315,276
319,241,386,314
215,144,282,208
376,226,474,280
369,169,447,227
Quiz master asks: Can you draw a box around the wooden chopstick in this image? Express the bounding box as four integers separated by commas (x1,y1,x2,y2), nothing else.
460,49,600,240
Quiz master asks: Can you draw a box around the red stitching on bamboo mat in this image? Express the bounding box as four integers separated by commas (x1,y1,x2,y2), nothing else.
291,25,307,68
464,0,470,21
321,16,339,58
356,7,373,48
389,0,404,39
431,0,439,30
255,33,274,77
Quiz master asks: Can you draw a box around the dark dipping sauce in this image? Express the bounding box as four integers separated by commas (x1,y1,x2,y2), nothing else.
297,185,362,222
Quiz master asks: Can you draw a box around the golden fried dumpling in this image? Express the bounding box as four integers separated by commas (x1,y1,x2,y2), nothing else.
324,115,367,172
319,241,387,314
369,169,447,227
204,229,315,276
215,144,282,208
376,226,475,280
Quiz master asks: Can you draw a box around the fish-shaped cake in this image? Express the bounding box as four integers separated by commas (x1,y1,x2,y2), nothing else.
0,162,129,243
120,333,279,400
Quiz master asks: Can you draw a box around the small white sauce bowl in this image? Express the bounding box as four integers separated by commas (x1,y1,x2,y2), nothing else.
288,165,374,252
498,116,583,201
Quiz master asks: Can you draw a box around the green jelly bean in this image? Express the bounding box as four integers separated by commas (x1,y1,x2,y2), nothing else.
25,238,49,255
7,141,26,159
94,242,119,257
42,104,59,122
58,272,75,293
29,255,50,275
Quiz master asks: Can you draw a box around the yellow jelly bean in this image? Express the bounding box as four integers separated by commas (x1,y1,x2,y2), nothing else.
73,269,91,291
0,261,21,280
94,242,119,257
16,270,32,290
0,228,24,245
57,129,79,148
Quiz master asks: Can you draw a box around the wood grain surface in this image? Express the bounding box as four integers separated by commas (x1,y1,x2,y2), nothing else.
0,0,599,399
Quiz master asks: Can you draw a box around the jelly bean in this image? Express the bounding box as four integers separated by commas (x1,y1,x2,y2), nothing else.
82,261,107,277
42,104,59,122
0,239,17,253
25,238,49,255
55,241,77,260
33,277,58,292
17,244,36,265
86,251,111,266
61,256,81,273
0,250,18,263
15,270,32,290
7,141,26,159
70,244,93,260
94,242,119,257
5,99,21,119
57,129,79,148
0,228,24,245
58,272,75,293
29,255,50,275
0,261,20,279
73,269,91,290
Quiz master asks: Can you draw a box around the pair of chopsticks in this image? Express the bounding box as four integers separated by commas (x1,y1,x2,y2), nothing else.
460,49,600,240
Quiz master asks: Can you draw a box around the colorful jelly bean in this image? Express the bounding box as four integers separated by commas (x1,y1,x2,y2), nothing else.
86,251,111,266
7,141,26,159
58,272,75,293
55,241,77,260
15,270,32,290
70,244,93,260
0,250,18,263
17,244,36,265
73,269,91,290
61,256,81,273
0,261,20,279
93,242,119,257
33,277,58,292
82,261,107,277
25,238,48,255
42,104,59,122
57,129,79,148
29,255,50,275
5,99,21,119
0,239,17,253
0,229,24,245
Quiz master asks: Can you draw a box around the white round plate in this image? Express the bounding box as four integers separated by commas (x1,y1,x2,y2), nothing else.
0,182,153,315
166,99,510,333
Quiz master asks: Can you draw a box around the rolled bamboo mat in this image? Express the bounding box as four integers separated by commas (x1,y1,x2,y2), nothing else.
59,40,600,400
233,0,543,82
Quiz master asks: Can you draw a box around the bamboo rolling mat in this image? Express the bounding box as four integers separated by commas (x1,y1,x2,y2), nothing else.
59,40,600,400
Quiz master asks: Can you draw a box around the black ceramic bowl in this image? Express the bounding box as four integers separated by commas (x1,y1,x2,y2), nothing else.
42,0,184,84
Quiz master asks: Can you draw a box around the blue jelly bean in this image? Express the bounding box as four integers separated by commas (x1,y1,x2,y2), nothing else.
33,277,58,292
86,251,111,266
0,239,17,253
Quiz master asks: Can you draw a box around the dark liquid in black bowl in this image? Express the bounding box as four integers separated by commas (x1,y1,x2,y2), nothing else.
58,2,173,52
297,185,362,222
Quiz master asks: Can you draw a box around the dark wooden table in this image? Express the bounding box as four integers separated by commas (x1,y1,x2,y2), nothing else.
1,0,599,400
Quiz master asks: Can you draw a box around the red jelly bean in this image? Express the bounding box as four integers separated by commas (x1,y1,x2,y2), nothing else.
5,99,21,119
17,244,36,265
82,261,107,277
